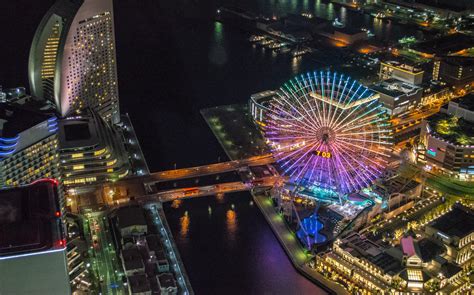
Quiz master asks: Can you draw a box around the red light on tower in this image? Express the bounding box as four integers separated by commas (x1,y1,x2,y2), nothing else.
55,211,61,217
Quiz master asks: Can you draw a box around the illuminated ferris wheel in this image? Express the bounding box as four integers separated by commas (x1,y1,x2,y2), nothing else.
265,71,392,197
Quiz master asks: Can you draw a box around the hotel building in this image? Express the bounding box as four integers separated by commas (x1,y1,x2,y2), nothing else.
59,109,129,187
29,0,120,124
0,180,70,294
0,94,60,188
433,56,474,93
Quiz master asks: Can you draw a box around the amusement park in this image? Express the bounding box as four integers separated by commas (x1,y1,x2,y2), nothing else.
257,71,395,251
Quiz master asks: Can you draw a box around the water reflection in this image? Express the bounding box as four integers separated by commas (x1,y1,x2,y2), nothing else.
327,3,334,20
180,213,190,238
171,199,182,209
291,56,302,75
213,21,223,43
373,18,383,38
226,209,238,241
209,21,227,66
340,7,347,24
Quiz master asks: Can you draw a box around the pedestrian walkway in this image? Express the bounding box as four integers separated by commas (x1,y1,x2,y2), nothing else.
252,192,348,295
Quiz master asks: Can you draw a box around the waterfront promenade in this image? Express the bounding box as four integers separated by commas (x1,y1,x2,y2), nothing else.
252,191,348,295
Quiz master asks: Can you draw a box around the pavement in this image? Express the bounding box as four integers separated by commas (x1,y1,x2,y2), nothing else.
252,191,348,295
147,203,193,295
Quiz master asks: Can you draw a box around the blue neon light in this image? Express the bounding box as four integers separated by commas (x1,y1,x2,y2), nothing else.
0,135,20,143
0,142,17,150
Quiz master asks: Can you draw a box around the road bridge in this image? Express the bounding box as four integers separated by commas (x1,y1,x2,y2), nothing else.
71,155,277,212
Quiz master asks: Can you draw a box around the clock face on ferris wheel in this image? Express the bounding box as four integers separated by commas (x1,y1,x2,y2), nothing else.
265,71,392,195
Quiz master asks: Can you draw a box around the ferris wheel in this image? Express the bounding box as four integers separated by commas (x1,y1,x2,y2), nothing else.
265,71,392,199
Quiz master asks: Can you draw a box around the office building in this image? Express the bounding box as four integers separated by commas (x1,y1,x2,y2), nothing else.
432,56,474,92
0,95,59,188
379,61,424,85
29,0,120,124
59,109,129,187
371,79,423,116
0,180,70,295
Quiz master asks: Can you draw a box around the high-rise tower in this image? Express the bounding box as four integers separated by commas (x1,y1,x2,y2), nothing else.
29,0,120,124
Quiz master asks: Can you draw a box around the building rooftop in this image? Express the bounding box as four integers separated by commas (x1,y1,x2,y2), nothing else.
451,94,474,111
441,56,474,68
146,234,163,254
128,274,151,293
428,112,474,145
417,239,444,262
429,204,474,239
58,115,98,149
381,60,423,74
158,273,176,288
0,179,63,257
0,101,53,138
401,236,416,257
116,206,147,230
413,33,474,56
121,247,144,271
341,233,403,275
372,79,422,97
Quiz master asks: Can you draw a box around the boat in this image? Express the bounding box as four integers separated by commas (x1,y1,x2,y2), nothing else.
291,48,312,57
260,39,274,46
248,35,265,42
332,17,345,28
269,42,288,50
361,28,375,38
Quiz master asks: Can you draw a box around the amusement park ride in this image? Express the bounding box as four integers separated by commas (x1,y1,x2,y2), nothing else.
262,70,394,248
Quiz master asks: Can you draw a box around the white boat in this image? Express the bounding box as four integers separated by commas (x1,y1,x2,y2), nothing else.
332,18,345,28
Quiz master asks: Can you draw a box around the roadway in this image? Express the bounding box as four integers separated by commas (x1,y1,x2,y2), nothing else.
86,212,123,294
143,154,274,184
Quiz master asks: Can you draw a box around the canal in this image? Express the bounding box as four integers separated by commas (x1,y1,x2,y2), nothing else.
163,192,326,294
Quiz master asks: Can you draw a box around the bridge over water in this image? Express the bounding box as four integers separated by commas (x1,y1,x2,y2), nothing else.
71,154,276,211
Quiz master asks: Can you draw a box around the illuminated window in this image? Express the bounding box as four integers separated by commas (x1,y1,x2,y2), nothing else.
94,148,106,156
407,269,423,281
72,153,83,159
73,165,85,170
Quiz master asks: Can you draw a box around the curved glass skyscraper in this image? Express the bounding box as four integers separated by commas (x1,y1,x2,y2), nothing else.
29,0,120,124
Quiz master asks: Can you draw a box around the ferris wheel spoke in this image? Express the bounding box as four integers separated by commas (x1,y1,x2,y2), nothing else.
270,99,320,133
329,82,362,129
331,144,367,191
328,74,347,129
296,76,324,128
333,101,380,132
278,139,320,167
283,82,321,130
